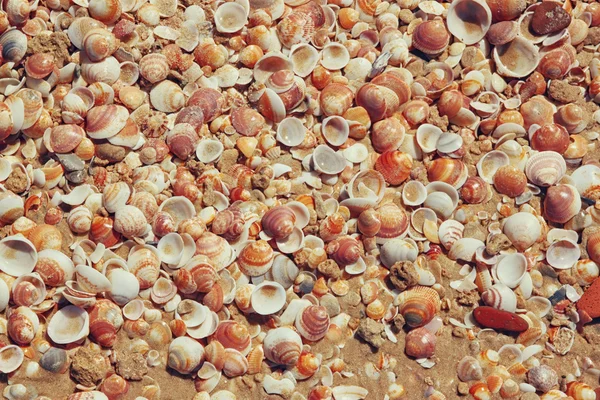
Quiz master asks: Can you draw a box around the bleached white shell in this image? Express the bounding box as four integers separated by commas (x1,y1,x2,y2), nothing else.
482,282,517,313
277,117,306,147
196,139,224,164
47,305,90,344
276,226,305,254
107,268,140,305
0,235,37,277
312,145,346,175
493,37,539,78
343,143,369,164
158,196,196,229
494,253,527,288
546,239,580,270
570,164,600,196
251,281,286,315
438,220,464,251
402,181,427,206
0,278,8,312
526,296,552,318
449,238,485,262
267,254,299,289
447,0,492,45
436,132,463,154
0,345,24,373
75,264,111,294
289,44,319,78
416,124,442,153
331,386,369,400
321,43,350,70
176,300,208,327
123,299,145,320
157,232,184,266
477,150,510,183
380,239,418,268
502,212,541,251
214,2,247,33
321,116,349,147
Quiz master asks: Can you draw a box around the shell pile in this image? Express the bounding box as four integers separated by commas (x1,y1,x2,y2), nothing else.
1,0,600,398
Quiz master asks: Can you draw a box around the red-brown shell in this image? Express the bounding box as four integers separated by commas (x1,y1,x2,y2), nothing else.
412,19,450,55
493,165,527,198
375,150,412,185
326,235,361,266
187,87,224,122
231,106,266,137
210,320,251,355
460,177,489,204
261,206,296,240
530,124,570,154
404,327,436,358
376,203,409,239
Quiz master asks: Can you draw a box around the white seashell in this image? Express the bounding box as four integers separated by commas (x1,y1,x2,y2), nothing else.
547,228,578,244
477,150,510,183
123,299,145,320
438,220,464,251
214,2,247,33
526,296,552,318
570,164,600,196
266,254,299,289
436,132,463,154
75,264,111,294
321,116,349,147
380,239,418,268
573,259,600,286
312,145,347,175
447,0,492,45
263,375,295,396
402,181,427,207
47,305,90,344
253,52,293,84
251,281,286,315
195,139,223,164
343,143,369,164
502,212,541,251
546,239,580,270
482,283,517,313
150,81,185,113
276,226,305,254
449,238,485,262
289,44,319,78
331,385,369,400
277,117,306,147
416,124,442,153
423,191,455,220
0,345,24,373
498,344,523,366
158,196,196,230
321,43,350,70
494,253,527,288
0,235,37,277
107,268,140,305
157,232,184,266
493,37,539,78
186,310,219,339
175,300,208,328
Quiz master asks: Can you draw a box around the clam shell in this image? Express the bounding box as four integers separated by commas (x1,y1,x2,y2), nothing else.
394,286,441,328
168,336,204,374
289,44,319,78
238,240,274,277
546,239,580,270
312,145,347,175
321,42,350,70
525,151,566,187
457,356,483,382
449,238,485,262
402,181,427,206
87,105,129,139
276,117,306,147
477,150,510,183
321,116,349,147
196,139,224,164
0,345,24,373
493,37,540,78
494,253,527,288
295,304,330,341
447,0,492,45
250,281,286,315
150,81,185,113
438,220,464,251
380,239,418,267
214,2,247,33
263,327,302,366
47,305,90,344
0,235,37,277
482,283,517,313
502,212,541,251
76,264,112,294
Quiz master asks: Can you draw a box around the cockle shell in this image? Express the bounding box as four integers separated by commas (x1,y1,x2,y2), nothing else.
394,286,440,328
263,327,302,366
544,184,581,224
525,151,566,187
412,19,450,55
238,240,274,276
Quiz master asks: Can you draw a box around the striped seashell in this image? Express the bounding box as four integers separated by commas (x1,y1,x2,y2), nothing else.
187,88,224,123
295,305,330,342
88,0,122,24
525,151,566,187
88,299,124,347
8,306,39,345
211,208,245,241
203,283,224,312
234,283,255,314
438,220,464,251
102,182,132,214
375,150,412,185
204,340,226,371
320,83,354,117
357,208,381,237
264,327,303,366
481,283,517,313
427,158,468,188
261,206,296,240
356,83,400,122
457,356,483,382
246,345,264,375
394,286,441,328
127,245,161,289
222,348,248,377
150,80,185,113
544,184,581,224
147,321,172,347
90,216,121,247
194,232,232,271
35,249,74,286
210,321,251,355
139,53,169,83
371,117,406,153
28,223,62,251
175,257,218,294
100,374,129,399
460,177,489,204
238,240,274,277
327,236,361,266
122,319,150,338
0,29,27,63
376,203,409,239
169,318,187,338
168,336,204,375
319,213,347,242
405,326,436,359
16,89,44,130
566,381,595,400
87,104,129,139
82,28,118,62
114,205,148,238
11,273,46,307
47,124,85,154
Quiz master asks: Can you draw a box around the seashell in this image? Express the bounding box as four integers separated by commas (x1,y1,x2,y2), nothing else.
321,43,350,70
412,19,450,55
525,151,566,187
81,55,121,84
402,181,427,207
438,220,464,251
262,206,296,240
380,239,418,267
486,21,519,46
371,117,405,153
356,83,399,122
221,348,248,378
0,29,27,63
86,104,129,139
175,257,218,293
377,203,409,239
28,224,63,251
150,81,185,113
527,365,558,393
231,106,266,137
530,124,570,154
46,304,89,345
405,327,436,359
493,37,539,78
263,327,302,366
544,184,581,224
320,83,354,116
250,281,286,315
88,0,122,24
267,254,299,289
257,88,286,122
210,320,251,355
477,150,510,184
276,117,307,147
502,212,541,252
90,216,121,248
100,374,129,399
493,165,527,198
113,205,148,238
494,253,527,288
460,177,489,204
321,116,349,147
88,299,124,347
447,0,492,45
168,336,204,374
139,54,169,84
375,151,412,186
67,206,93,234
537,48,573,80
7,306,39,345
39,347,69,374
295,305,330,341
123,299,145,321
546,239,580,270
35,249,74,287
312,145,347,175
83,29,119,63
11,273,46,307
573,259,599,286
0,345,24,373
188,88,224,123
457,356,483,382
290,44,319,78
555,104,586,134
276,2,325,48
482,283,517,313
238,240,274,277
215,2,247,33
167,123,199,160
566,382,595,400
394,286,440,328
521,97,555,129
427,158,467,189
194,232,233,271
0,235,37,277
107,268,140,305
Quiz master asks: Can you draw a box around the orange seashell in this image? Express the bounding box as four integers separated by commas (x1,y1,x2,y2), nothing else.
357,208,381,237
11,216,36,237
89,299,124,347
139,53,169,84
564,134,589,159
319,212,347,242
264,327,303,366
371,117,405,153
278,82,305,111
101,374,129,400
371,72,411,106
555,104,585,133
222,348,248,377
530,124,570,154
28,223,63,251
45,207,63,225
499,379,520,398
405,326,436,358
204,340,226,371
238,44,263,68
211,208,245,241
376,203,409,239
169,318,187,338
320,83,354,116
493,165,527,198
238,240,274,277
175,258,218,294
469,382,492,400
460,177,489,204
210,320,251,355
276,2,325,48
402,100,430,127
566,381,595,400
537,48,572,80
356,83,400,122
261,206,296,240
35,250,74,287
308,386,333,400
194,232,232,270
497,110,524,126
24,53,55,79
326,236,361,266
395,286,441,328
88,0,121,24
122,319,150,338
375,150,412,185
412,19,450,55
544,184,581,224
246,344,264,375
295,305,330,342
294,351,320,379
12,277,45,307
187,87,224,123
231,106,266,137
486,0,526,22
520,96,554,129
487,374,503,394
203,283,224,312
438,90,467,119
427,158,467,188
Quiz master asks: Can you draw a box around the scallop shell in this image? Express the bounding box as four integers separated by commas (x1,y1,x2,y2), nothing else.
394,286,440,328
47,305,90,344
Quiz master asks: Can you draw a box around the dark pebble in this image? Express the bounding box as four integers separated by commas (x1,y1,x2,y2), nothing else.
531,2,571,35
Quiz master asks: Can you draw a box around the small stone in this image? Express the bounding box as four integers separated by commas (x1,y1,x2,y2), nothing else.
393,313,405,331
485,233,511,255
473,306,529,332
56,153,85,171
576,277,600,319
457,382,469,396
115,352,148,381
527,365,558,393
389,261,419,291
317,260,342,279
584,27,600,46
95,143,127,163
70,346,109,387
547,80,584,104
66,170,87,184
356,318,386,349
320,293,341,317
40,348,69,374
531,2,571,35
